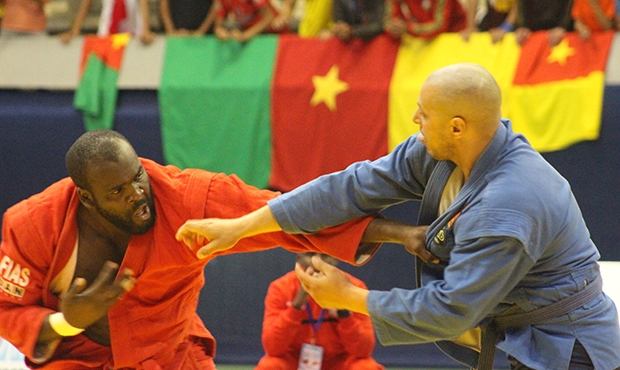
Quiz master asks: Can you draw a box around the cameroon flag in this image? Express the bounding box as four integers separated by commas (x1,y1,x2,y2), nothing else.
505,31,614,152
388,31,613,152
74,34,131,131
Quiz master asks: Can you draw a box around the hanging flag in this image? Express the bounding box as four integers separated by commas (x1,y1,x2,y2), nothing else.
388,32,521,150
73,33,131,131
269,34,398,192
505,31,614,152
159,36,278,189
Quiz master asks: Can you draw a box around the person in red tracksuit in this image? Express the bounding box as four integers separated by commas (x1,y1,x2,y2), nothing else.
256,252,384,370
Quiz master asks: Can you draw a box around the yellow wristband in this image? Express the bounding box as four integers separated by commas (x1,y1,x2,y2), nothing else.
48,312,84,337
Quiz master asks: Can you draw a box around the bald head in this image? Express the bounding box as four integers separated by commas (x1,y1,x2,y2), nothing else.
423,63,502,135
66,130,136,189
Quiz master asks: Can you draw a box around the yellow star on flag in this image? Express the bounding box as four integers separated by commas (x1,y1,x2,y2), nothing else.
111,33,131,50
546,38,575,66
311,65,349,111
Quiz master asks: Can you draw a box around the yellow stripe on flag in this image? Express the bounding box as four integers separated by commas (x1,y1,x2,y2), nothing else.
505,71,605,152
388,33,521,150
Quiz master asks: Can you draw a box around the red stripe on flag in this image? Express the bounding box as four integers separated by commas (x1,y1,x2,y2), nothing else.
269,34,398,191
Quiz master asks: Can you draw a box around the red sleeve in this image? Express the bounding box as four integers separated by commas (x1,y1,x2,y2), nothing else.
202,173,377,264
0,204,55,359
334,275,377,356
261,272,307,356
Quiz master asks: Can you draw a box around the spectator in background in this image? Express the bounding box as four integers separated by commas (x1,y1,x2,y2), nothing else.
59,0,156,45
255,252,384,370
513,0,573,47
321,0,385,41
269,0,304,33
160,0,217,36
297,0,333,37
384,0,468,40
214,0,276,41
572,0,615,39
0,0,47,36
615,0,620,28
464,0,517,43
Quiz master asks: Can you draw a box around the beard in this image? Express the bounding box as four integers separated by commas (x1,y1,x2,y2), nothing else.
94,196,156,235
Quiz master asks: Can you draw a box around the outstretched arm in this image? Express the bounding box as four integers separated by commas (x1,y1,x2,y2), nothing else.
177,206,438,263
176,205,281,258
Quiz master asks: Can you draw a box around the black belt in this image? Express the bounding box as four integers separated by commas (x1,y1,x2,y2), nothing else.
478,276,603,370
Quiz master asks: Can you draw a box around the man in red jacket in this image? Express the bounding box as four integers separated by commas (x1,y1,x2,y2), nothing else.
0,130,380,369
256,252,384,370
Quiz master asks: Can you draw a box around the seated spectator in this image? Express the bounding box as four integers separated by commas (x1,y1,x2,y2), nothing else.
572,0,615,39
513,0,573,47
384,0,468,40
269,0,305,33
59,0,156,45
255,252,384,370
214,0,276,41
322,0,385,41
159,0,217,36
0,0,47,36
465,0,517,43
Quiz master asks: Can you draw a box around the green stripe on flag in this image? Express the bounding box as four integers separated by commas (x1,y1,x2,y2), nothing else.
74,52,120,131
159,36,278,188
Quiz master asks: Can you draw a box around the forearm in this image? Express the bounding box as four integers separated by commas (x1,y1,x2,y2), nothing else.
243,9,275,38
339,284,369,315
139,0,152,33
159,0,176,33
33,317,63,364
237,205,283,238
589,0,614,29
68,0,92,34
361,218,421,244
197,6,218,33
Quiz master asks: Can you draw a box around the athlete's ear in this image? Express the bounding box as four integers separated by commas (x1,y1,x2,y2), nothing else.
450,115,466,138
77,188,95,208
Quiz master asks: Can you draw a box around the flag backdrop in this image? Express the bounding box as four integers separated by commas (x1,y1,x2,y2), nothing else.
155,33,613,190
505,31,614,152
74,34,130,131
159,36,278,189
269,34,398,191
388,32,521,150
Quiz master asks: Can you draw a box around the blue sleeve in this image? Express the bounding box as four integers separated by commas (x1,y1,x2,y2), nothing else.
269,134,435,233
367,237,534,345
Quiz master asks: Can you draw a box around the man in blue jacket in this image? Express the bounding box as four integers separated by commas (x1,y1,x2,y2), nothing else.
177,63,620,370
